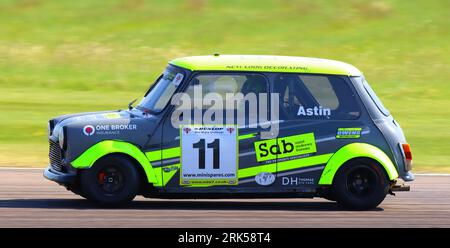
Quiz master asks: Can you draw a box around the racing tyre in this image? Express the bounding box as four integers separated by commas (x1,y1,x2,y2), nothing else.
332,159,389,210
80,155,140,207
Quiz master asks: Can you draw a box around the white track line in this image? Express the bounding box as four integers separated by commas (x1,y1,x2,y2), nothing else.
0,167,43,170
414,173,450,176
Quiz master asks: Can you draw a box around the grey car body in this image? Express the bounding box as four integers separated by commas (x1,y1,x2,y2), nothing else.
44,55,413,205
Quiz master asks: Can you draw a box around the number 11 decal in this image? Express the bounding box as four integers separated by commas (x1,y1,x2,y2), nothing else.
181,125,237,186
193,139,220,170
208,139,220,169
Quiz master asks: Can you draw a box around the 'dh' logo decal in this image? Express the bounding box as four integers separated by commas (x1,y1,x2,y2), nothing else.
83,125,95,136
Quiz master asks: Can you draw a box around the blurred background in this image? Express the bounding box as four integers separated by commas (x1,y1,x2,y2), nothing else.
0,0,448,171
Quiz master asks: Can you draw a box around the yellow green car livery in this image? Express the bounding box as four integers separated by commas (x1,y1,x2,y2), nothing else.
44,55,413,210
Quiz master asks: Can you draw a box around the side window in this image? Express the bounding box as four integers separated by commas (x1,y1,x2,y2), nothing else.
180,73,268,125
273,74,360,120
300,75,339,110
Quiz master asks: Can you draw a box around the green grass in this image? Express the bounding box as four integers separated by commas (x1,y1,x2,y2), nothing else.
0,0,449,172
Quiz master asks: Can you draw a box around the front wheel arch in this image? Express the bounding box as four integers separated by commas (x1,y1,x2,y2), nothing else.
71,140,158,184
99,153,150,192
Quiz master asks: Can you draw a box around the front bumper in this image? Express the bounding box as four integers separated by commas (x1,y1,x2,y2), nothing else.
43,166,77,184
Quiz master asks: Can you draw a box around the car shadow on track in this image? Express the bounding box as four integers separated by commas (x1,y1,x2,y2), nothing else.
0,199,384,211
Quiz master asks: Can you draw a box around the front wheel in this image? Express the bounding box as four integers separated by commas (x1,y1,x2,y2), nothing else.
332,159,389,210
80,155,140,207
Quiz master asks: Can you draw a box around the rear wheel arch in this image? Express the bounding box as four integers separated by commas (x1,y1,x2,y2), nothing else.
332,157,389,185
318,143,399,185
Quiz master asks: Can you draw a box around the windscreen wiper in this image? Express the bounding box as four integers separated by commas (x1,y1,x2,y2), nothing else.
128,98,137,110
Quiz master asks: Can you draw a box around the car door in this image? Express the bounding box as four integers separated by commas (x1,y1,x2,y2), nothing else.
160,72,276,192
272,73,364,191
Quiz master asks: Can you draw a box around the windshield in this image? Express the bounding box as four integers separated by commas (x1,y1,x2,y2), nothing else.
137,66,185,113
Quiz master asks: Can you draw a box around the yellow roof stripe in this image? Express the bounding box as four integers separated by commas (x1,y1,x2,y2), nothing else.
170,55,362,76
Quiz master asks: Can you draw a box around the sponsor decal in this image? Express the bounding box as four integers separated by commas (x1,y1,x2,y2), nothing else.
162,165,179,173
142,112,151,118
336,127,362,139
297,106,331,116
103,113,121,119
82,124,137,136
254,133,317,162
83,125,95,136
281,176,315,186
180,125,238,186
172,73,184,86
255,172,275,186
225,64,310,72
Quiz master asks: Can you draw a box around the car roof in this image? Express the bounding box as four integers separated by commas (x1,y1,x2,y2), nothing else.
169,55,362,76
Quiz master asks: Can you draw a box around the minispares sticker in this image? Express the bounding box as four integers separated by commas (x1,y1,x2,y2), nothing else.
180,125,238,186
336,128,362,139
254,133,317,162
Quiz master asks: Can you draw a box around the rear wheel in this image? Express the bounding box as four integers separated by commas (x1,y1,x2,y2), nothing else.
332,159,389,210
80,155,140,207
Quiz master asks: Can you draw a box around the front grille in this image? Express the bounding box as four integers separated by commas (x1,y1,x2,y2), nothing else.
49,140,63,172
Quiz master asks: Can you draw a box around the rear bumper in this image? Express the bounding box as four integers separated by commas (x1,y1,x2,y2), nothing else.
43,166,77,184
401,171,415,182
391,183,410,192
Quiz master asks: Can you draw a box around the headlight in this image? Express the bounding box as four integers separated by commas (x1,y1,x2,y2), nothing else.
58,128,65,149
47,122,51,136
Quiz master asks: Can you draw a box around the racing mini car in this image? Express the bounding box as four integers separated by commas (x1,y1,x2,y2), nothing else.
44,55,413,210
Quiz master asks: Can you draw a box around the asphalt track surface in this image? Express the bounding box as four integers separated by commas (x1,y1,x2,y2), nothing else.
0,168,449,227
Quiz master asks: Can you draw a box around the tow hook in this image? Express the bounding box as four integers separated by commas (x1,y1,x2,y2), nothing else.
389,180,410,195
